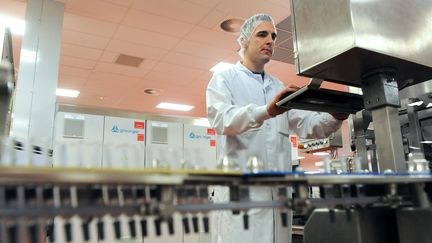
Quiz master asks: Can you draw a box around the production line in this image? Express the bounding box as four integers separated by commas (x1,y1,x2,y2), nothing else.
0,164,430,243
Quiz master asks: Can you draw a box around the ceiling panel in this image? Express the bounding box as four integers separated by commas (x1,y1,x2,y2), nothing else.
101,0,134,7
0,0,26,18
151,62,204,79
273,16,295,65
105,39,168,60
99,51,118,62
132,0,211,24
59,65,92,79
185,0,221,8
86,71,141,85
275,29,292,45
63,13,118,38
198,9,228,29
122,9,195,38
60,55,97,69
143,71,198,87
93,61,156,78
271,47,292,62
279,38,293,50
215,0,290,24
161,51,221,71
113,25,180,50
175,39,233,60
276,16,292,33
58,74,87,90
61,43,103,60
65,0,129,23
62,30,110,49
183,26,238,50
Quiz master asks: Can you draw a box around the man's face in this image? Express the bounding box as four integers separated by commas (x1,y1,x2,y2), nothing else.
244,22,277,65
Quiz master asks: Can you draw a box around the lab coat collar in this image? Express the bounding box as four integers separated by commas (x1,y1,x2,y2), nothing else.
236,61,272,87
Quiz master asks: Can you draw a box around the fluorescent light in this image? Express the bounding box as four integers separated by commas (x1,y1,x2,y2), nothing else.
409,146,420,150
427,103,432,108
0,15,25,35
56,88,80,98
421,141,432,144
408,100,423,107
313,152,329,156
210,62,234,72
297,156,305,160
156,102,194,111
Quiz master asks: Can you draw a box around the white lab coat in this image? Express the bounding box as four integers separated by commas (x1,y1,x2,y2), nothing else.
206,62,342,243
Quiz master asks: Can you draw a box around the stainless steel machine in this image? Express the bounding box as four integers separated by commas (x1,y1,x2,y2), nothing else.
287,0,432,242
290,0,432,173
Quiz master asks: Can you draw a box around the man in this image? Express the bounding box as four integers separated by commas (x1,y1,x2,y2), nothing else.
206,13,348,243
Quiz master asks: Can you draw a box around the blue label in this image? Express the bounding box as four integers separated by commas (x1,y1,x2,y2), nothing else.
111,125,138,134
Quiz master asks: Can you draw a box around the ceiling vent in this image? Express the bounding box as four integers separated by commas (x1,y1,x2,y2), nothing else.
114,54,144,67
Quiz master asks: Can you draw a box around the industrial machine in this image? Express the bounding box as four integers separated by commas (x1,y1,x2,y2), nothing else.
0,163,430,243
283,0,432,242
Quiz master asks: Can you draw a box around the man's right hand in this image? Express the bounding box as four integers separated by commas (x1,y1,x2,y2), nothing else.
267,85,301,117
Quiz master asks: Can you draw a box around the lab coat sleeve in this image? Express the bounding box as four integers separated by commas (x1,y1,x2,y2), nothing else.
288,109,343,139
206,73,271,135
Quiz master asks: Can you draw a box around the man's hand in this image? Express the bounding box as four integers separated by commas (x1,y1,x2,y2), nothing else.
330,112,350,120
267,85,301,117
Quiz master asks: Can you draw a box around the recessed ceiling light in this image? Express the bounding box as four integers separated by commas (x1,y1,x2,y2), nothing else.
220,18,244,33
144,88,162,96
210,62,235,72
56,88,80,98
156,102,194,111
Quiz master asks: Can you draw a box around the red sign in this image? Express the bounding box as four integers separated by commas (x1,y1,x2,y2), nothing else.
210,139,216,147
137,133,144,141
207,128,215,135
290,135,298,148
134,121,145,129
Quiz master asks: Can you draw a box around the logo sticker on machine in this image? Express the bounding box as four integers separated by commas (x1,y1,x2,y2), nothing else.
137,133,144,141
210,139,216,147
290,135,298,148
207,128,215,135
111,125,120,133
134,121,145,129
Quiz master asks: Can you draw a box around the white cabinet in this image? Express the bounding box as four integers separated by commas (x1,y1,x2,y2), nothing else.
102,116,146,168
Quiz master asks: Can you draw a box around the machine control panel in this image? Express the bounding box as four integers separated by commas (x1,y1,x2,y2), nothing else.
299,130,342,153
